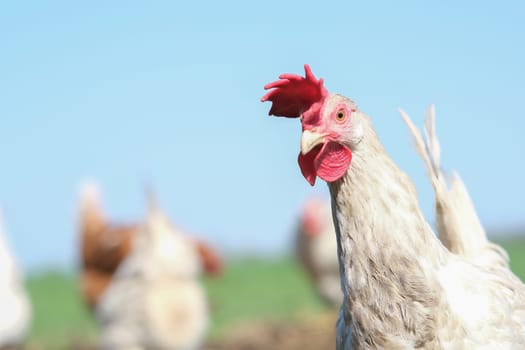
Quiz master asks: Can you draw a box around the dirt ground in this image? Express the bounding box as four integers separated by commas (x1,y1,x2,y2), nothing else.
204,312,337,350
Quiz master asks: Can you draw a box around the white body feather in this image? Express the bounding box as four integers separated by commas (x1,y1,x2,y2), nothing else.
0,213,31,348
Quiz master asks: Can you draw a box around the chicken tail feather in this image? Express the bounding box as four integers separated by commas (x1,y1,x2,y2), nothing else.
400,106,508,266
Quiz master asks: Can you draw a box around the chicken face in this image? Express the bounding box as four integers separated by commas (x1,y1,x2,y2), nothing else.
262,65,362,185
299,94,366,185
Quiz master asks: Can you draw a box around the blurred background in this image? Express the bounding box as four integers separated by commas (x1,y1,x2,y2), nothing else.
1,1,524,349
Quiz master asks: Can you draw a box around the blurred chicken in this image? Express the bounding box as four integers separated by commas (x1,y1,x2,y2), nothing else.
78,182,222,311
78,183,137,311
96,197,208,350
0,211,31,349
295,197,342,306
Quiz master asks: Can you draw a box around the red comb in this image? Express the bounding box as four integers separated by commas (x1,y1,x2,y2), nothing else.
261,64,328,118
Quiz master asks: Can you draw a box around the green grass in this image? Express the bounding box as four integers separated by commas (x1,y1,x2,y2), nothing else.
203,257,325,338
24,241,525,349
500,239,525,279
26,271,98,349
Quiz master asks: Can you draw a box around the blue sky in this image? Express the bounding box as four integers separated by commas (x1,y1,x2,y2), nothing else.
1,1,524,270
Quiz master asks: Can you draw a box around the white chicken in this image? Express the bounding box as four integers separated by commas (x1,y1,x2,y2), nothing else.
295,197,342,306
263,65,525,349
0,211,31,349
96,195,208,350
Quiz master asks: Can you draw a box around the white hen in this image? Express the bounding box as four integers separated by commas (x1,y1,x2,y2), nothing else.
96,197,208,350
262,65,525,349
0,212,31,349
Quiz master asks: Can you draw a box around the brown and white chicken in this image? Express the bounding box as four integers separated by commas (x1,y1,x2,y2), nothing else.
78,182,222,312
262,65,525,349
295,197,342,306
96,196,209,350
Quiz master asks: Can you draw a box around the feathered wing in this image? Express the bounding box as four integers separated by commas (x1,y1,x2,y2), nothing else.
400,106,508,267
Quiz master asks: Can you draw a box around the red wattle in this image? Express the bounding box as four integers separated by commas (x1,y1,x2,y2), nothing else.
298,142,352,185
298,145,321,186
314,142,352,183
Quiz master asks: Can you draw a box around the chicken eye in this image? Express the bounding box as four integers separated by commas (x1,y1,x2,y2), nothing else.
335,109,347,122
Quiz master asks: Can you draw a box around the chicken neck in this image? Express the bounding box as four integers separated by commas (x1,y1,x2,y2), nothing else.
328,121,449,346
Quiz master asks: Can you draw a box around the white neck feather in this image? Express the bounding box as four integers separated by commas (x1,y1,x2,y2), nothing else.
327,120,449,347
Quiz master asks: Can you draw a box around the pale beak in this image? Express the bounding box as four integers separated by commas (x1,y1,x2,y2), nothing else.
301,130,328,155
